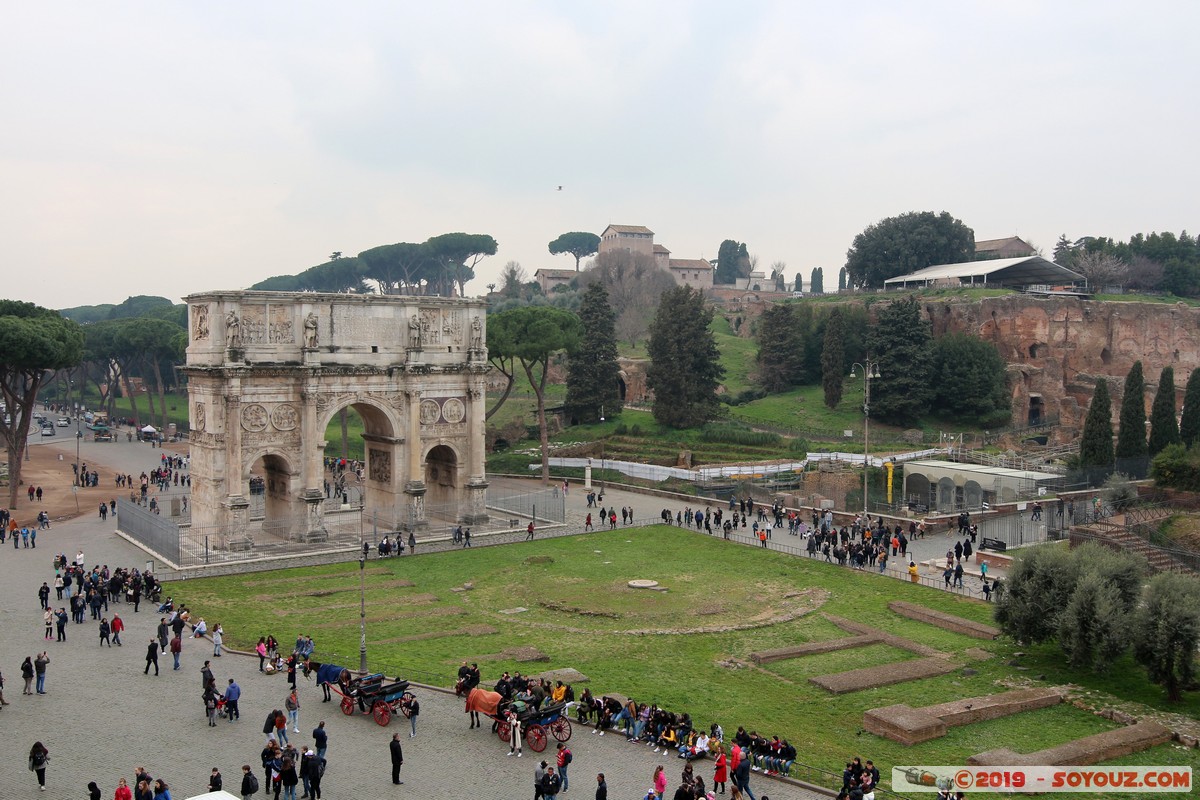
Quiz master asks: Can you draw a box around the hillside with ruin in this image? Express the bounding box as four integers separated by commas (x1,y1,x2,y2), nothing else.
719,293,1197,440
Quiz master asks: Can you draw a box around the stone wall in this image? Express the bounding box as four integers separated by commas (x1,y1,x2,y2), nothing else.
935,296,1198,435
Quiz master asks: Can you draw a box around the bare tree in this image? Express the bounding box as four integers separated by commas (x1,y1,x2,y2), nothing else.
1074,251,1130,289
581,250,676,347
744,253,760,289
500,260,526,298
1126,255,1165,292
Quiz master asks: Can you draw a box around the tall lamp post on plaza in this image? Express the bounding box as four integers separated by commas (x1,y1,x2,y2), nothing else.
598,406,606,494
358,507,368,674
849,359,882,519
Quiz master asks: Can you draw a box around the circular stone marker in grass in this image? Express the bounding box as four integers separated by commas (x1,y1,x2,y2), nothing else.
628,579,659,589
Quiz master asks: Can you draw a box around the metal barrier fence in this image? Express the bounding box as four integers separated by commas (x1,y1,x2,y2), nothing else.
117,499,182,565
118,488,568,570
970,509,1054,549
486,485,565,524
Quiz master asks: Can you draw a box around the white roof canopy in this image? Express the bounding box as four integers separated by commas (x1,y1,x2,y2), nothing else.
884,256,1084,288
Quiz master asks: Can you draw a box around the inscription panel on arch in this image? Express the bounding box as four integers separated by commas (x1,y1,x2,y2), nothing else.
331,306,402,348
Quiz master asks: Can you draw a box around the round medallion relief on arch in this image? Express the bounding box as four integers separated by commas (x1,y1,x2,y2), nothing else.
241,403,269,432
419,399,442,425
271,403,299,431
441,397,466,424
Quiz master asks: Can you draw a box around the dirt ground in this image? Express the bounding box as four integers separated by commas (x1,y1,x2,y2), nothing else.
2,438,188,526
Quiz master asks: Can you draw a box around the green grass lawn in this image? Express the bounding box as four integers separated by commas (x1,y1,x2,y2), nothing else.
171,526,1200,791
73,388,191,429
710,315,757,395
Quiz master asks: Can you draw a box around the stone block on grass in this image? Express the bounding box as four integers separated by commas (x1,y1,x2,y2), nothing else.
809,657,959,694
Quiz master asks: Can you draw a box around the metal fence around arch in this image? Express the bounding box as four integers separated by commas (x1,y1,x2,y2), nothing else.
116,486,566,570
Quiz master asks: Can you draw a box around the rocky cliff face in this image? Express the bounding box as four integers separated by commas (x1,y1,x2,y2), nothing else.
925,296,1195,434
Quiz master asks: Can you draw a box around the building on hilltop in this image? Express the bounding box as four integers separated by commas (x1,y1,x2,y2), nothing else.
975,236,1037,260
669,258,714,290
534,268,577,294
653,243,671,269
599,224,656,259
598,224,713,289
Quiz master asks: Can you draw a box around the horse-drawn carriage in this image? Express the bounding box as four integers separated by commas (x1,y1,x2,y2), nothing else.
307,661,416,727
458,679,572,752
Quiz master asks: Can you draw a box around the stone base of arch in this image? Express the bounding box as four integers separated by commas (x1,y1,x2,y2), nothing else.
404,481,429,531
463,478,490,525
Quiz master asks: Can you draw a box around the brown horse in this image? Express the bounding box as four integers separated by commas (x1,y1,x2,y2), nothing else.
458,679,502,729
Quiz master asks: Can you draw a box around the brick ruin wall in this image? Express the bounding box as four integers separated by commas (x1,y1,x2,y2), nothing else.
938,296,1197,439
721,295,1198,444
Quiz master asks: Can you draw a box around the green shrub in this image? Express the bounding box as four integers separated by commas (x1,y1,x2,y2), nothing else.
613,423,628,436
1102,472,1138,511
1151,443,1200,491
700,423,781,446
718,388,768,407
786,437,810,455
630,424,642,436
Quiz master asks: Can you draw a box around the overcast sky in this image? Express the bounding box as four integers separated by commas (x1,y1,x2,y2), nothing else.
3,1,1197,311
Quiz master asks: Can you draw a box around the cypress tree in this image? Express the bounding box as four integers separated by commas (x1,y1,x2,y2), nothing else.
564,282,621,424
1148,366,1181,456
1079,378,1114,471
1115,360,1147,463
647,286,725,428
1179,368,1200,448
838,267,847,292
821,308,846,409
810,267,824,294
867,297,934,426
755,304,804,393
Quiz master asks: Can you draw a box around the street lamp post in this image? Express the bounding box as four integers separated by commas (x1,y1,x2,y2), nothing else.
849,360,882,520
75,417,82,486
598,406,606,494
358,508,367,674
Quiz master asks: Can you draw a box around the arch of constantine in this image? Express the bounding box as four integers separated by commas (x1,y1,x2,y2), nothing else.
183,291,489,542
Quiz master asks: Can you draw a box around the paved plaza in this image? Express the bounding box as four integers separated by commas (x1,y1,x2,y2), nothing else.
2,435,835,800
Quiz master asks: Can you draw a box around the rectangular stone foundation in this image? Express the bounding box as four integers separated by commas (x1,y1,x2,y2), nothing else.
968,720,1173,766
750,634,883,664
809,656,958,694
889,600,1001,640
865,687,1065,745
864,705,946,745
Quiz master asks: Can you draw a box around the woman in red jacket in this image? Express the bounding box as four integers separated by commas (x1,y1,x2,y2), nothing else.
712,744,728,795
114,777,133,800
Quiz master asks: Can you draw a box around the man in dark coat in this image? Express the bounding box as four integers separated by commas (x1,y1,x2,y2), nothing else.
390,732,404,784
304,748,324,799
144,638,159,675
541,767,562,800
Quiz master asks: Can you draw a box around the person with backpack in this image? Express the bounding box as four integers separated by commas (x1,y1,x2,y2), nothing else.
556,742,573,792
29,741,49,791
240,765,260,800
304,747,324,800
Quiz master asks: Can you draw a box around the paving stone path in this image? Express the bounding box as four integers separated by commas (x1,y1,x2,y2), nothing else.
1,441,829,799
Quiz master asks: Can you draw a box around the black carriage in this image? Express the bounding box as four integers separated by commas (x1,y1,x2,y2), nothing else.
331,672,416,727
494,701,573,753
